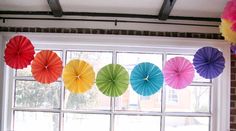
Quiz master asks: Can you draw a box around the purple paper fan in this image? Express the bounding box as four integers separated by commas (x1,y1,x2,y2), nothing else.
231,45,236,54
193,47,225,79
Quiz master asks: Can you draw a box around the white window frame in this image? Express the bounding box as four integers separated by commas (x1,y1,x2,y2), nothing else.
0,32,230,131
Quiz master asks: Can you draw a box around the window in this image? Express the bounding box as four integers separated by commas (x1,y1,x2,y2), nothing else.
166,88,178,104
0,34,230,131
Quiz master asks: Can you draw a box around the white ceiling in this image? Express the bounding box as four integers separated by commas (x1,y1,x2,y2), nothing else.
0,0,228,18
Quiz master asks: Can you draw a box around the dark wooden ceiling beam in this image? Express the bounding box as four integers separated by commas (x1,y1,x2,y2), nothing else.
158,0,177,20
47,0,63,17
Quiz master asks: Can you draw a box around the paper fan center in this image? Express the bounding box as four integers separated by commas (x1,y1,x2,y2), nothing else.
17,51,21,55
110,79,116,84
205,59,212,64
174,69,182,76
76,75,81,79
144,75,149,81
15,50,22,56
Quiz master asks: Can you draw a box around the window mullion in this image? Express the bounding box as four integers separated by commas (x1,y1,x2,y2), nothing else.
59,49,67,131
110,50,117,131
161,53,167,131
211,80,218,131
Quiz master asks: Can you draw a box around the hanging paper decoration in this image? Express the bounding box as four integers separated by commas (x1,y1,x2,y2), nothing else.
231,45,236,58
31,50,63,84
163,57,194,89
193,47,225,79
62,59,95,93
4,35,35,69
222,0,236,31
96,64,129,97
220,19,236,44
130,62,163,96
220,0,236,44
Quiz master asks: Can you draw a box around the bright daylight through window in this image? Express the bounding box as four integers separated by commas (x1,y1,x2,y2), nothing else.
1,35,230,131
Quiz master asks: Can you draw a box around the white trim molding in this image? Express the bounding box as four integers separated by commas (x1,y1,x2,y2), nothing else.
0,33,230,131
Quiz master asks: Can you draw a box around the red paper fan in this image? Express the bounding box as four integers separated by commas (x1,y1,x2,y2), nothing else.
31,50,63,84
4,35,35,69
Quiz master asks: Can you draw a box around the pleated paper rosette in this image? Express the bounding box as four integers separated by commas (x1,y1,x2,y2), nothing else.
130,62,164,96
62,59,95,94
163,57,194,89
193,47,225,79
220,0,236,43
231,45,236,58
221,0,236,32
31,50,63,84
220,19,236,44
4,35,35,69
96,64,129,97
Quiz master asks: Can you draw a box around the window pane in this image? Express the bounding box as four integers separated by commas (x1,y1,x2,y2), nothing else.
116,53,163,112
65,51,112,110
117,53,163,69
16,50,62,76
165,86,210,112
15,80,61,108
16,66,32,76
14,111,59,131
165,117,209,131
64,113,110,131
167,54,210,83
65,87,110,110
115,87,161,111
66,51,112,72
115,115,160,131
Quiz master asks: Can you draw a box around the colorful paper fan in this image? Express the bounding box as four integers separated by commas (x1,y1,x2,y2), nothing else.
163,57,194,89
4,35,35,69
62,59,95,93
130,62,163,96
220,19,236,43
222,0,236,31
96,64,129,97
193,47,225,79
31,50,63,84
231,45,236,58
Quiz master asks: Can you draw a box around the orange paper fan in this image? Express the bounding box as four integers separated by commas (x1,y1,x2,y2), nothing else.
31,50,63,84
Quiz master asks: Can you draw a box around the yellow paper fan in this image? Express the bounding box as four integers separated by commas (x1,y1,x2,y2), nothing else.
220,19,236,44
62,59,95,93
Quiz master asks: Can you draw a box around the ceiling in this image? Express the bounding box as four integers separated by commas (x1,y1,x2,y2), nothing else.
0,0,228,18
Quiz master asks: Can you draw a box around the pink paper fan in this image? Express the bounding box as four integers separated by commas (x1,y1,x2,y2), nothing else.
163,57,194,89
222,0,236,31
222,0,236,21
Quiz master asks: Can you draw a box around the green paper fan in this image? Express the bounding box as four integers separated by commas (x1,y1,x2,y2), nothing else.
96,64,129,97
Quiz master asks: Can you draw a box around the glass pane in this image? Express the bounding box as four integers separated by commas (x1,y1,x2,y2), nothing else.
116,53,163,112
165,86,210,112
165,117,209,131
64,113,110,131
66,51,112,72
65,87,110,110
115,87,161,111
65,51,112,110
15,80,61,108
14,111,59,131
117,53,163,69
115,115,160,131
167,54,210,83
16,50,63,76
